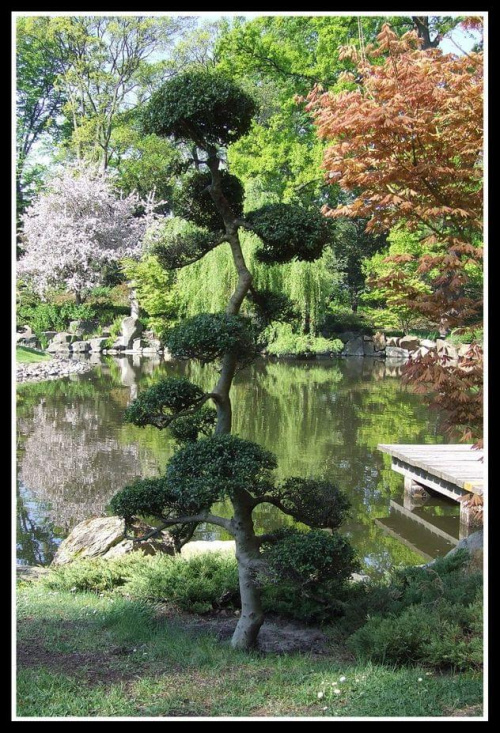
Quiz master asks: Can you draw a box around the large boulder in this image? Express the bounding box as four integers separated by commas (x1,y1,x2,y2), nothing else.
51,332,75,344
385,346,410,359
69,319,97,337
363,340,375,356
71,340,91,353
386,336,400,347
420,339,437,350
337,331,358,344
343,336,365,356
89,337,108,352
51,516,175,565
121,317,143,348
399,335,420,352
373,332,386,351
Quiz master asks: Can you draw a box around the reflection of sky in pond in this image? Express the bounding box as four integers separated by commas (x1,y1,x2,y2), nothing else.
16,355,459,574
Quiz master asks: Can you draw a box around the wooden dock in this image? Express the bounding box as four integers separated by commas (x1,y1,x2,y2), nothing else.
378,443,484,535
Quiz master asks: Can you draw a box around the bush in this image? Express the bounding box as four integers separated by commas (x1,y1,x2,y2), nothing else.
264,323,343,357
345,550,483,671
261,528,360,623
122,552,240,613
320,307,374,337
39,555,146,594
16,300,129,339
347,598,483,670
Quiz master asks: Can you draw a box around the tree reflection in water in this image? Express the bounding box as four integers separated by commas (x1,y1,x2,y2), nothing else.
17,356,456,570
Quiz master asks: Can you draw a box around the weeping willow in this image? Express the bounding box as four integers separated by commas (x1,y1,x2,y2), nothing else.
174,230,334,333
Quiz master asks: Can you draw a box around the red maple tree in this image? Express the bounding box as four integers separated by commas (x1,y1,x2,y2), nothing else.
306,22,484,443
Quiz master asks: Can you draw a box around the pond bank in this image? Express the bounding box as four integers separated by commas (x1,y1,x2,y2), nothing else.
16,356,94,383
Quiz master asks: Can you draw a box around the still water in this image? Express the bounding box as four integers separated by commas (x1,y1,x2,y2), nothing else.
16,355,460,574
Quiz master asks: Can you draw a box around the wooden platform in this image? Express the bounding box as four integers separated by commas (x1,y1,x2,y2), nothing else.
378,443,484,502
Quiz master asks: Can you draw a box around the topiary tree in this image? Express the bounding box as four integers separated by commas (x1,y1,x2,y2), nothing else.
110,69,357,650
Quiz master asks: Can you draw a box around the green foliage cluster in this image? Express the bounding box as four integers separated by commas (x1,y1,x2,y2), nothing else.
17,300,129,339
124,377,206,427
277,478,351,529
166,434,277,503
142,70,258,147
168,408,217,445
146,217,220,271
320,306,375,337
346,550,483,671
121,256,179,330
261,528,359,622
246,203,331,264
40,553,240,615
173,170,244,231
117,552,240,614
263,322,343,357
164,312,259,365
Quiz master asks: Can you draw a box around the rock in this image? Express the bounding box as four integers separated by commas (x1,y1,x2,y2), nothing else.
71,340,91,353
101,328,112,337
420,339,437,350
143,347,163,355
147,339,162,351
69,319,96,336
386,337,400,347
363,334,373,341
51,332,74,344
111,339,126,350
180,540,236,559
413,346,430,358
385,346,410,359
18,336,39,348
337,331,358,344
47,342,72,353
399,335,420,352
363,340,376,356
121,317,143,348
458,343,472,357
51,516,175,565
343,336,365,356
52,517,127,565
89,337,108,351
132,338,148,351
373,331,386,351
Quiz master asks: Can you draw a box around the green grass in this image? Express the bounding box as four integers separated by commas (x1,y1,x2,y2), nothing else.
16,346,52,363
16,585,483,719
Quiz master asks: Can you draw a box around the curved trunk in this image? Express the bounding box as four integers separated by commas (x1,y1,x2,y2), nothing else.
230,492,265,649
205,148,262,649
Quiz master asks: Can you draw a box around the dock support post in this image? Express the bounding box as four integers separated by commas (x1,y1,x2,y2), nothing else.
459,499,483,539
403,476,430,511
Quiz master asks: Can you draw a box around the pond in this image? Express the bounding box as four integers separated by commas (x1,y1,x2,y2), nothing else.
16,355,460,575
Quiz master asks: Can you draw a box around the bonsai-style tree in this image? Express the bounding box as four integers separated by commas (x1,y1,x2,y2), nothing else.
109,70,358,650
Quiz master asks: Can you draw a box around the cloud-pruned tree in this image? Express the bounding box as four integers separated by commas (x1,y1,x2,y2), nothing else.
110,69,357,650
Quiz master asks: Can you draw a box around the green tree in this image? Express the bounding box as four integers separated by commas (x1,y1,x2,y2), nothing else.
110,69,357,650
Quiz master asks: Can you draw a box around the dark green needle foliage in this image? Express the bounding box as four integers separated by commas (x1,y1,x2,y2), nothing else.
141,70,258,147
173,170,245,231
247,288,297,328
246,203,332,264
164,312,260,365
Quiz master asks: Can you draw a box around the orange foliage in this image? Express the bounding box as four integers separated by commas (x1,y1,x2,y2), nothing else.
307,25,484,440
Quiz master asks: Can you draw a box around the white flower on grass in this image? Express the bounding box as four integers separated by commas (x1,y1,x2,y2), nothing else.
417,678,423,682
333,689,341,695
339,676,346,683
317,692,324,699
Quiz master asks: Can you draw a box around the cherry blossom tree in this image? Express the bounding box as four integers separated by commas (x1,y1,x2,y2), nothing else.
18,162,159,302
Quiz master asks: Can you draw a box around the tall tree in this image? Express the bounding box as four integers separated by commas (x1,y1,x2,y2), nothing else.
306,23,483,440
110,69,357,650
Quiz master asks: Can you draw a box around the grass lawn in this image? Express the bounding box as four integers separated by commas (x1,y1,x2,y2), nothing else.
16,585,483,719
16,346,52,363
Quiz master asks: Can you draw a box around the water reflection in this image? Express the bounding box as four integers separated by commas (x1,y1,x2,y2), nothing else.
16,356,458,572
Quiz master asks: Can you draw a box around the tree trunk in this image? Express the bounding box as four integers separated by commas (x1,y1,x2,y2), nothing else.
230,493,265,649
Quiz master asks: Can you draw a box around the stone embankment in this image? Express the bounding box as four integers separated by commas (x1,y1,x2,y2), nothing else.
338,331,470,362
16,355,94,384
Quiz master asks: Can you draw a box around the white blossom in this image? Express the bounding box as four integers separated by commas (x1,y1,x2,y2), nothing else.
18,162,162,299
